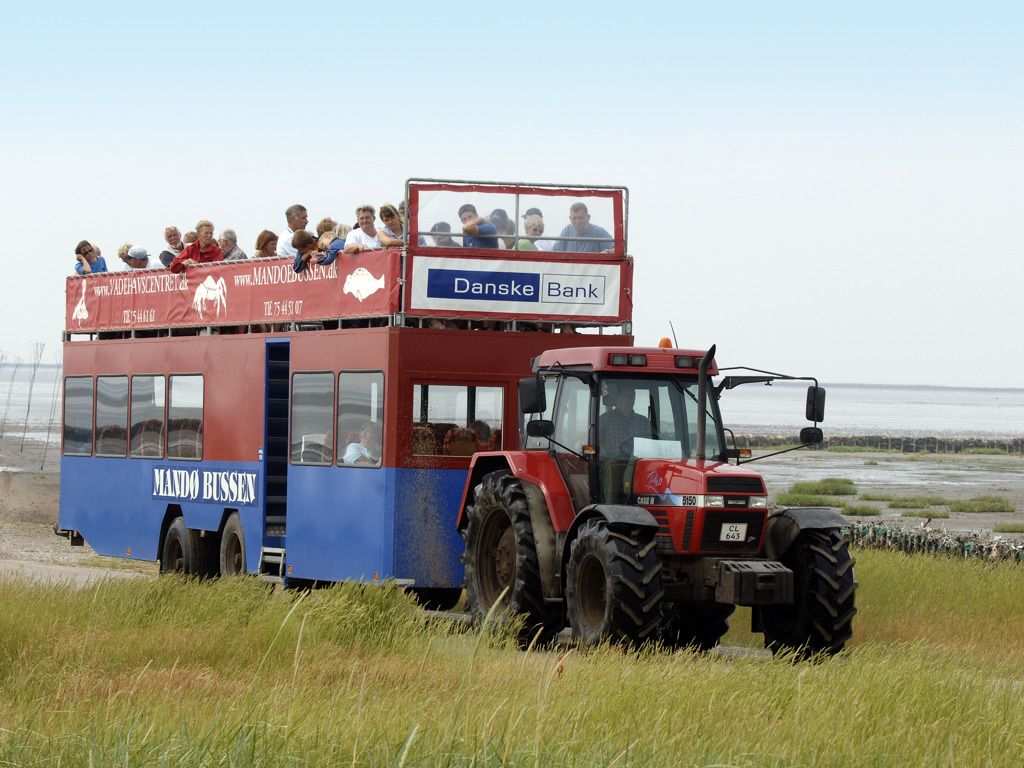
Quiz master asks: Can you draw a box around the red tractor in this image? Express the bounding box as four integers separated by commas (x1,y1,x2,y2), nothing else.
457,344,857,654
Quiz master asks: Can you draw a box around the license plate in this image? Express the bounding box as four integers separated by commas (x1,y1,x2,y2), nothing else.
720,523,748,542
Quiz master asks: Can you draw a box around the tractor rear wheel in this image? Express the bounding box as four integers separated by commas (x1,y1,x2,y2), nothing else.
461,471,559,642
760,529,857,657
660,603,735,651
565,518,663,645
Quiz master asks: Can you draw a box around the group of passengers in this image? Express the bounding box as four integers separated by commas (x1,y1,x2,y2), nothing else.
71,201,615,276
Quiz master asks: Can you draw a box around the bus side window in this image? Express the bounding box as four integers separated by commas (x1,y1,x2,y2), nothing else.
63,376,94,456
167,375,204,460
291,372,334,465
338,371,384,467
130,375,165,459
411,383,502,457
95,375,129,457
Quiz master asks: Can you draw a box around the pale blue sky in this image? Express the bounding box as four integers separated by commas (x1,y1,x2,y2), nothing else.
2,1,1021,387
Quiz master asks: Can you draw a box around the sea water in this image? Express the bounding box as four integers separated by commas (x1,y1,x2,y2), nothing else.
3,365,1023,441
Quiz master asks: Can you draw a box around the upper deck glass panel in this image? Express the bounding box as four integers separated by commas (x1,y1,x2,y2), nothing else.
404,179,627,257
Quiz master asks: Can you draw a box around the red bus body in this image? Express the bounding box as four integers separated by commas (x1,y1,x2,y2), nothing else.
59,180,635,587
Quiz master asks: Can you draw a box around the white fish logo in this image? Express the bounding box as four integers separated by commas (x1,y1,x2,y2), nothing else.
192,275,228,319
343,268,385,302
73,282,88,325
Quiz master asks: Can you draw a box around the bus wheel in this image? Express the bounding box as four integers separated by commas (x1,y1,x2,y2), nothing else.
220,513,246,576
461,470,558,643
566,518,663,645
161,517,193,575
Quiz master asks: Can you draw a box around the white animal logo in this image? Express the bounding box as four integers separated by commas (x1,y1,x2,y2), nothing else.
343,268,385,302
192,275,228,319
72,282,88,325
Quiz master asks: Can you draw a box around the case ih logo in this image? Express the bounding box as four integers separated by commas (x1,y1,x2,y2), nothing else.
192,276,228,319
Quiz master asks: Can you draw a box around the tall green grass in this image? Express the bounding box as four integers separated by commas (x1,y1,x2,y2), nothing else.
3,556,1024,766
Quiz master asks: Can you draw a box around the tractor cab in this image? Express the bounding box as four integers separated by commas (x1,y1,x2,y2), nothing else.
521,368,728,512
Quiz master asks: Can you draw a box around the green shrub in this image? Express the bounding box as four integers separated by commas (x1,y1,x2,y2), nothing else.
949,496,1015,514
994,523,1024,533
774,493,846,508
843,505,881,517
888,496,948,509
900,510,950,519
788,478,857,496
859,493,896,502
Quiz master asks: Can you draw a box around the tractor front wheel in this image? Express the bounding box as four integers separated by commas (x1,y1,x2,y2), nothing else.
565,518,663,645
760,529,857,657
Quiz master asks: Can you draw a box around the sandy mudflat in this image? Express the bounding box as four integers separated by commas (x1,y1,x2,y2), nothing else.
2,437,1023,577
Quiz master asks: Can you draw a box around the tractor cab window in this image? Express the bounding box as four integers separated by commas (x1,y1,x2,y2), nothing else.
597,376,723,502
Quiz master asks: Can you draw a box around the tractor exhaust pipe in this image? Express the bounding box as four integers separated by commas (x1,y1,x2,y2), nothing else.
696,344,716,461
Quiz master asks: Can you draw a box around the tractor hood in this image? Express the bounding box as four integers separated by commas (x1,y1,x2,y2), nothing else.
627,459,766,502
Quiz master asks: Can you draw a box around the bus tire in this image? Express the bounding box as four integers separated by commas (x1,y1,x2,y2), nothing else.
220,513,247,577
761,529,857,657
461,470,558,643
566,518,663,645
161,517,194,575
660,602,735,651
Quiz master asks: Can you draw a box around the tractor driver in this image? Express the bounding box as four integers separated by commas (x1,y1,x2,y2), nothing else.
598,384,652,502
599,384,652,461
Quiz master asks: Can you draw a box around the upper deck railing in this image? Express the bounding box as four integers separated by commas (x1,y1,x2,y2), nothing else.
64,179,632,338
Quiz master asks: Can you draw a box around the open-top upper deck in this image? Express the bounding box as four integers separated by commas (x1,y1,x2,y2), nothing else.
65,179,632,339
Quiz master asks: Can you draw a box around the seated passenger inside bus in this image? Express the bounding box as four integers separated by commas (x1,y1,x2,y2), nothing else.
343,422,382,466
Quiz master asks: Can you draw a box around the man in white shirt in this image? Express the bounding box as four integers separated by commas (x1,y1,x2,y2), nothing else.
344,205,383,253
343,422,381,465
276,204,309,257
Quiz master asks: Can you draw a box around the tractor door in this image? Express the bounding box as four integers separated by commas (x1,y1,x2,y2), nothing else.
550,376,595,512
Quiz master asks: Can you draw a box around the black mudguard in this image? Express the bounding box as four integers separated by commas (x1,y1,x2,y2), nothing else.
562,504,659,573
764,507,847,561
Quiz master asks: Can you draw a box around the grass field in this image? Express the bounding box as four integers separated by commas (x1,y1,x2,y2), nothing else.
2,550,1023,767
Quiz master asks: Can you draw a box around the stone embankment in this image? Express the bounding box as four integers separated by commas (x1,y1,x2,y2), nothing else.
736,434,1024,454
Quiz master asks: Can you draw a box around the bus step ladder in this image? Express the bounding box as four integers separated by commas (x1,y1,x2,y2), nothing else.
259,546,286,583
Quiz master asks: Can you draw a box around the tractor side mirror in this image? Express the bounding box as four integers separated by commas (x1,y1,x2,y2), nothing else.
806,386,826,422
800,427,824,445
525,419,554,438
519,376,546,414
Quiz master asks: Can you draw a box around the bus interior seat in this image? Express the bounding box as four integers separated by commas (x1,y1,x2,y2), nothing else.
443,427,479,456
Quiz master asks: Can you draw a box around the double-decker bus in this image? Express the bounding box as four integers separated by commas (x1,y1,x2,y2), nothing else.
59,179,633,603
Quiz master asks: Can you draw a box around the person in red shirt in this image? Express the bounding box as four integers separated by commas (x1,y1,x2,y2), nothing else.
170,220,223,273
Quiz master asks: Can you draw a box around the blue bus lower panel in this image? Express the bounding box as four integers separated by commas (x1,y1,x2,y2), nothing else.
60,456,263,562
60,457,467,589
281,466,466,587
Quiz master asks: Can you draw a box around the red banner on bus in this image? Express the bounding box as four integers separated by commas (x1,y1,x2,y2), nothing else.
66,251,402,332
